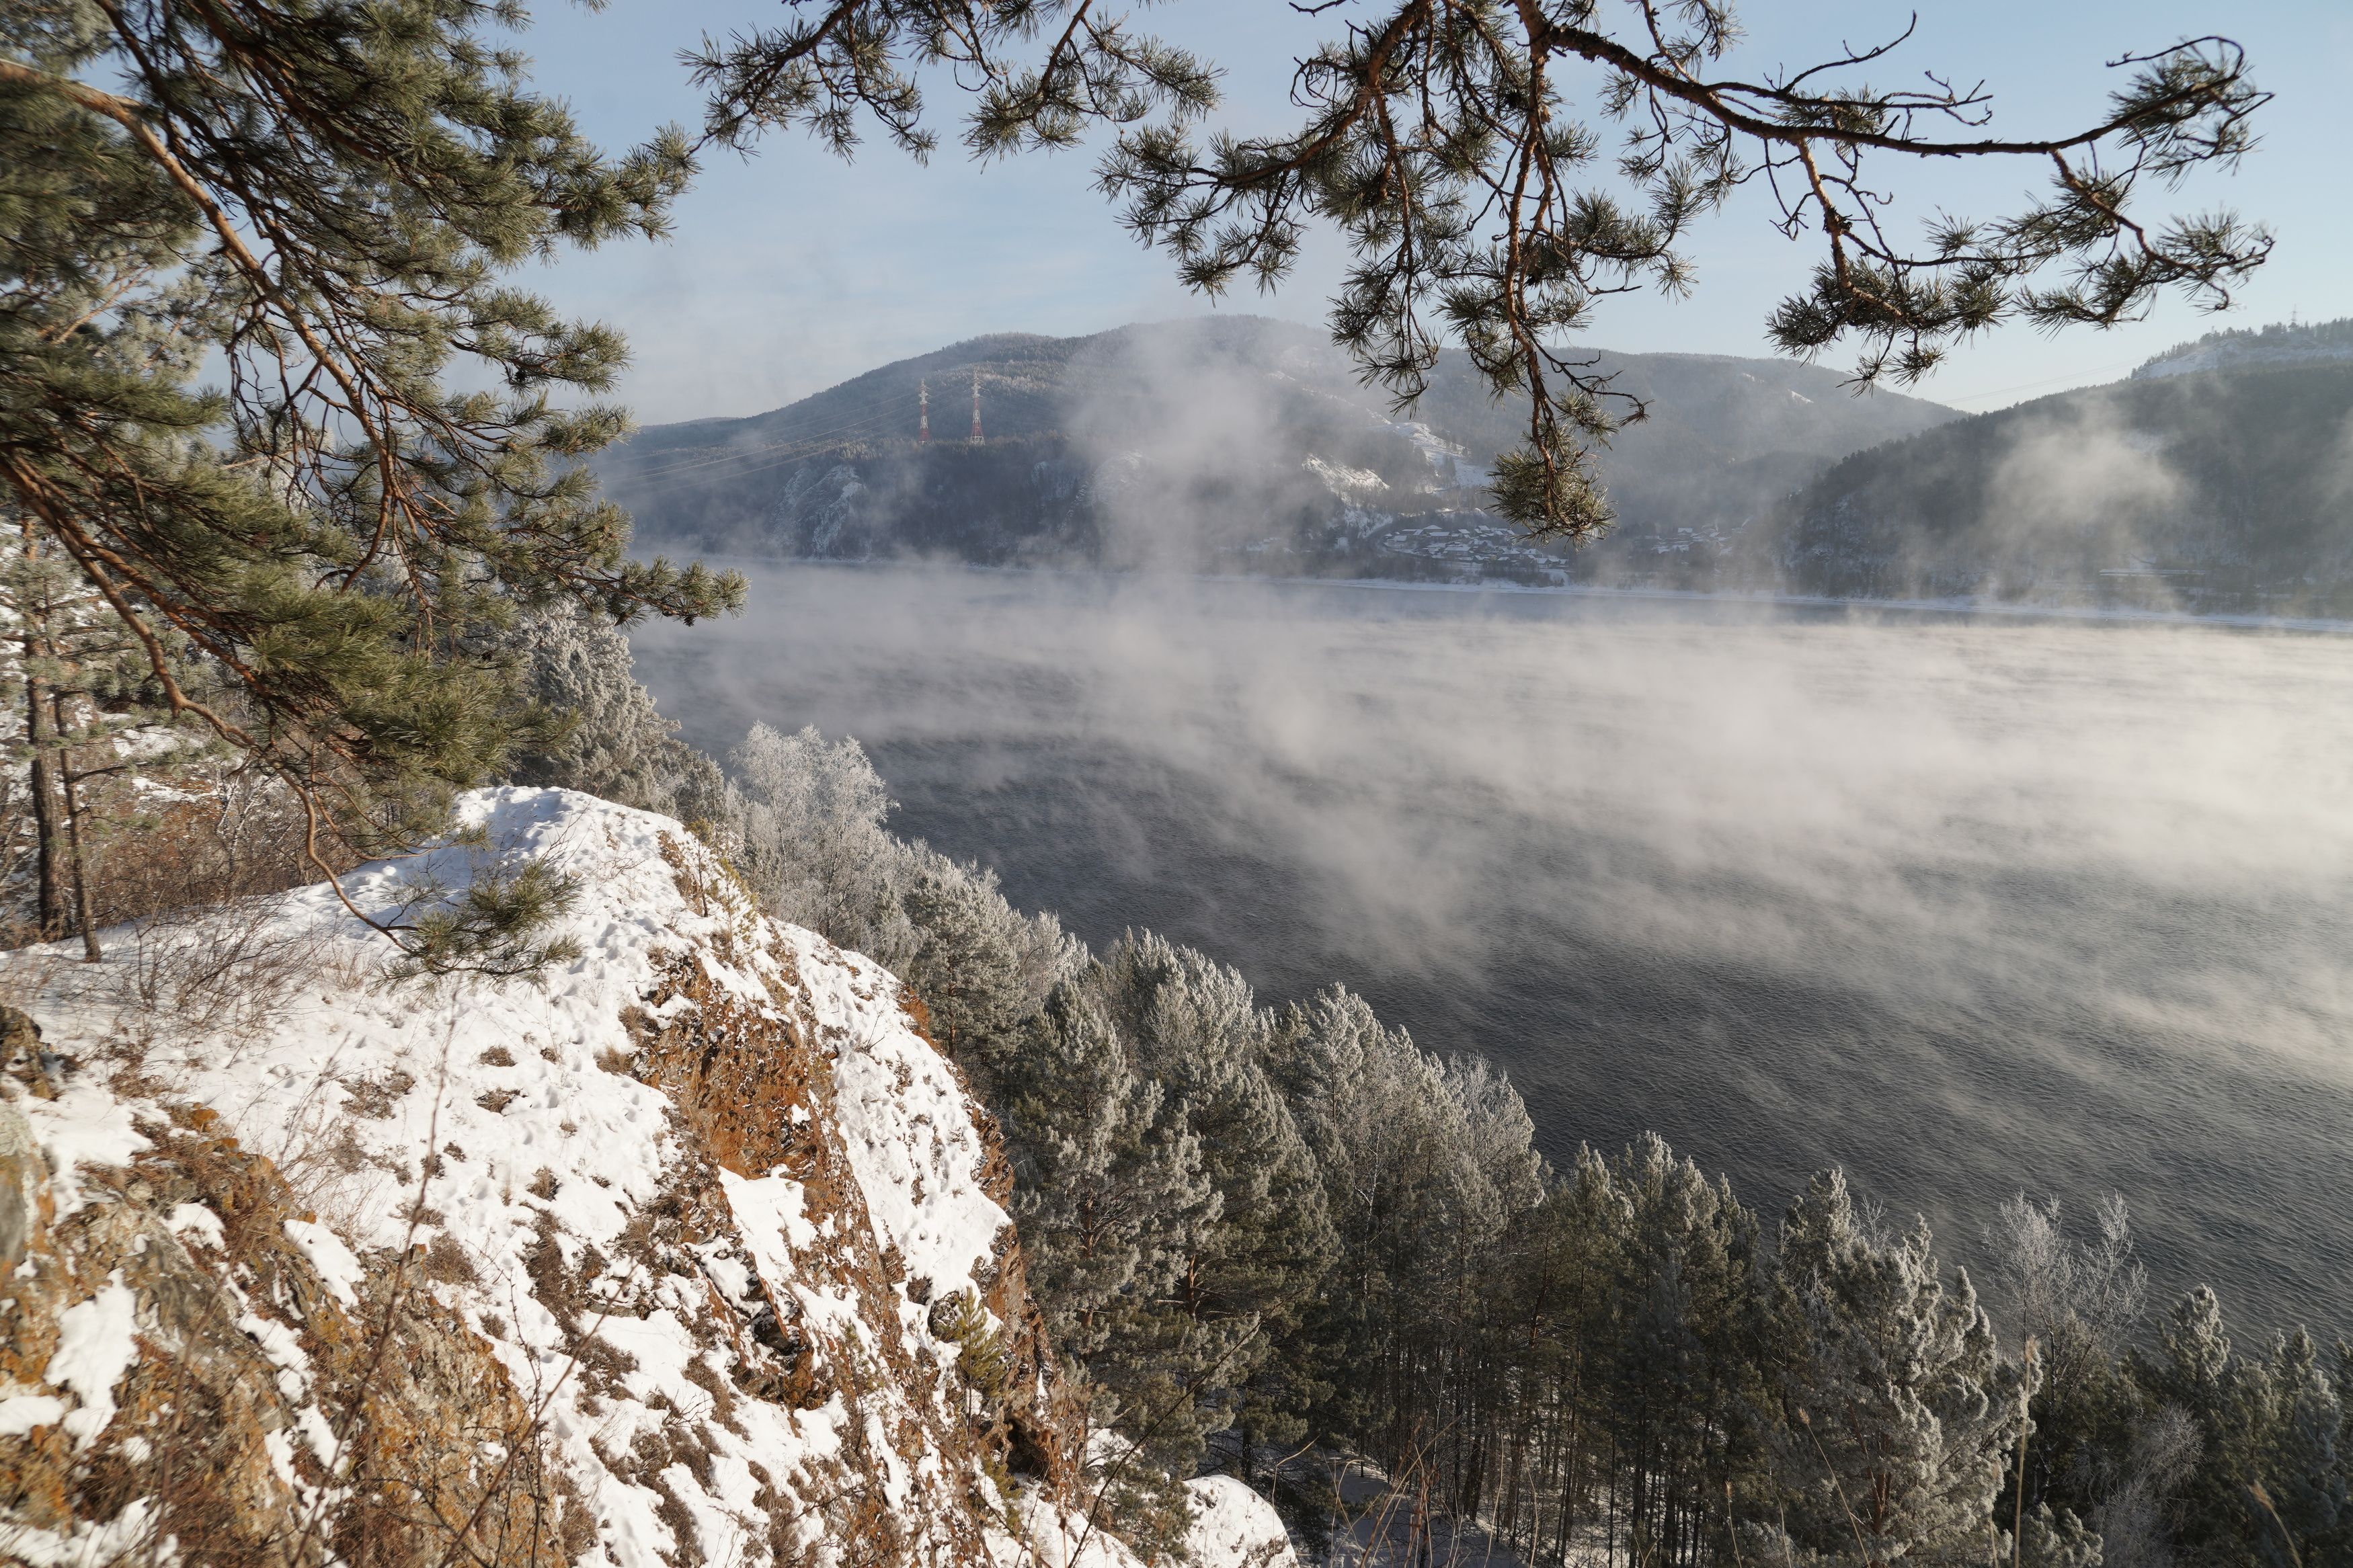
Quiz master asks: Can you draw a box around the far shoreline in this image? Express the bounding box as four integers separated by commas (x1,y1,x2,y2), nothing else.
651,552,2353,636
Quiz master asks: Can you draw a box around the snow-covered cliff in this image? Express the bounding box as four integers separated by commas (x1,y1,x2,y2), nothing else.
0,788,1297,1568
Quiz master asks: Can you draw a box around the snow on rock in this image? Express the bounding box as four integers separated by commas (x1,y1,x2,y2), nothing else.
43,1279,137,1448
1187,1476,1301,1568
0,787,1247,1568
0,1391,68,1440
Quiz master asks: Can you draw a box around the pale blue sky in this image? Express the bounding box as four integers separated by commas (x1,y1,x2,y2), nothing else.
522,0,2352,424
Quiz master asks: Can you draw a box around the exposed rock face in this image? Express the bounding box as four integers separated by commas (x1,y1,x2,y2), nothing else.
0,789,1252,1568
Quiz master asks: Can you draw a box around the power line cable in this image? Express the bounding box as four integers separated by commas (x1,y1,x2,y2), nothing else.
621,399,915,480
614,388,926,483
1936,358,2147,409
647,419,947,488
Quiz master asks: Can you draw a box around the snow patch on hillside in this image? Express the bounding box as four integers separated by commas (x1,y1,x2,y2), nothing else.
1305,454,1390,500
1381,421,1487,491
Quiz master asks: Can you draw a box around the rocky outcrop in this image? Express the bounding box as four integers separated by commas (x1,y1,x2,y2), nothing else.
0,1083,578,1568
0,790,1284,1568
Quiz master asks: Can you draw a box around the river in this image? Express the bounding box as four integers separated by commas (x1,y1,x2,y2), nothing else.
630,563,2353,1331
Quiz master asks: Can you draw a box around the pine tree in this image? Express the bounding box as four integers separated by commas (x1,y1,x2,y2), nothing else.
1760,1169,2022,1568
2021,1503,2106,1568
1,0,739,930
1444,1055,1548,1222
1597,1134,1770,1568
2137,1289,2350,1567
730,723,918,966
1266,984,1545,1467
1087,932,1337,1453
999,983,1207,1356
2252,1330,2344,1562
994,979,1220,1557
898,845,1081,1075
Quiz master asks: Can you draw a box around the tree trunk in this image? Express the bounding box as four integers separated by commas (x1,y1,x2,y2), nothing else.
58,740,101,962
24,643,65,938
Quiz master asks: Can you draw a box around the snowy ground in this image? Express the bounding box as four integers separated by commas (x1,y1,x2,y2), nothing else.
1,788,1295,1568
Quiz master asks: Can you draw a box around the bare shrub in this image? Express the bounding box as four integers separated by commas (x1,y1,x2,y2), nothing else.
422,1231,480,1284
2,764,374,1080
344,1067,420,1119
112,896,370,1053
1,763,359,960
266,1075,398,1236
87,768,353,930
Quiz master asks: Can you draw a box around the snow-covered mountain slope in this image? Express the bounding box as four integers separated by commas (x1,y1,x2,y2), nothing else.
0,788,1297,1568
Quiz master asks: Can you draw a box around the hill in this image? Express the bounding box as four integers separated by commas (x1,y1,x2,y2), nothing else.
2132,316,2353,380
600,318,1958,583
0,788,1295,1568
1759,358,2353,614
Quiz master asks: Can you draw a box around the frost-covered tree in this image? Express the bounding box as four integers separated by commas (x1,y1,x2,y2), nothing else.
1989,1196,2147,1391
1443,1052,1548,1236
731,723,920,967
2022,1503,2107,1568
1000,981,1213,1361
1265,984,1546,1461
1086,933,1337,1449
1601,1134,1772,1565
491,602,731,831
2135,1288,2348,1567
2093,1407,2201,1568
1986,1196,2149,1532
1758,1169,2024,1568
1273,985,1466,1263
993,979,1220,1555
2248,1330,2344,1565
899,844,1082,1072
715,723,1082,1071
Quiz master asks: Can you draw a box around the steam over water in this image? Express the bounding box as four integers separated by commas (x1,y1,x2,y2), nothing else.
631,563,2353,1329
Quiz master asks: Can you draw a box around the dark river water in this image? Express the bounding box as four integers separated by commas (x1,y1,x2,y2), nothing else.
631,563,2353,1333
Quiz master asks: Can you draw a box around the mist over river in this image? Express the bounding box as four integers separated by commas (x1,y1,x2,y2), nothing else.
630,564,2353,1331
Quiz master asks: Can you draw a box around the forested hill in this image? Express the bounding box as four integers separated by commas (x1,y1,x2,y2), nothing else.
599,317,1956,581
1759,357,2353,614
2132,315,2353,380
